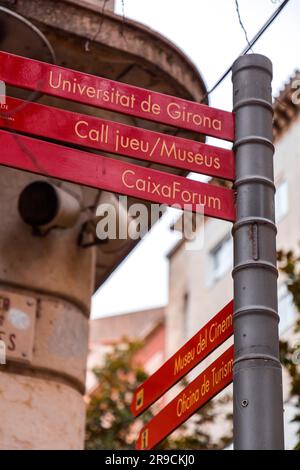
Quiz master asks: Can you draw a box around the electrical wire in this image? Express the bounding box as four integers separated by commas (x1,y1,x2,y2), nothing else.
85,0,109,52
201,0,291,103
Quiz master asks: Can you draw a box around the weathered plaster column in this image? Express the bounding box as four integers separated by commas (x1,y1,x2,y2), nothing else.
0,167,95,450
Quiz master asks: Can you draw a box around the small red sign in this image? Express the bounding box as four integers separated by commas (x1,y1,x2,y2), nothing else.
131,300,233,417
0,96,234,180
136,345,234,450
0,51,234,141
0,129,236,221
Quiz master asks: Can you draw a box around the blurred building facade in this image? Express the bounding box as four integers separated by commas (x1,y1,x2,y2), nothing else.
165,72,300,449
0,0,207,449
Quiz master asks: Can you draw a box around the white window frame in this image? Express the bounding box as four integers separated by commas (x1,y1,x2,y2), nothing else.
275,179,289,223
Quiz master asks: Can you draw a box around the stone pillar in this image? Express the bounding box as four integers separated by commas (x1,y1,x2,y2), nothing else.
0,166,95,450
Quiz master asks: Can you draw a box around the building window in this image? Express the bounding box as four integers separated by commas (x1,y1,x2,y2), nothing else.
210,235,233,283
275,180,288,223
278,285,296,334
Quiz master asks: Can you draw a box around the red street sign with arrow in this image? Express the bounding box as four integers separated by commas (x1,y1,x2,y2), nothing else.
0,96,235,181
0,51,234,141
131,300,233,416
136,345,234,450
0,129,235,221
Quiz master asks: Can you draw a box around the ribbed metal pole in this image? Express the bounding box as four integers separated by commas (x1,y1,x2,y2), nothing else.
232,54,284,449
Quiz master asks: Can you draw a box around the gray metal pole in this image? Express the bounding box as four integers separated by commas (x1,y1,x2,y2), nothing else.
232,54,284,449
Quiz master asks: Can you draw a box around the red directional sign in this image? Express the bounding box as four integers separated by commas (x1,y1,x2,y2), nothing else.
0,51,234,141
0,129,235,221
0,96,234,180
131,300,233,417
136,345,234,450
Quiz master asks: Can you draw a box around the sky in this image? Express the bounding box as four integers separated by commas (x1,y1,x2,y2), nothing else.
92,0,300,319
